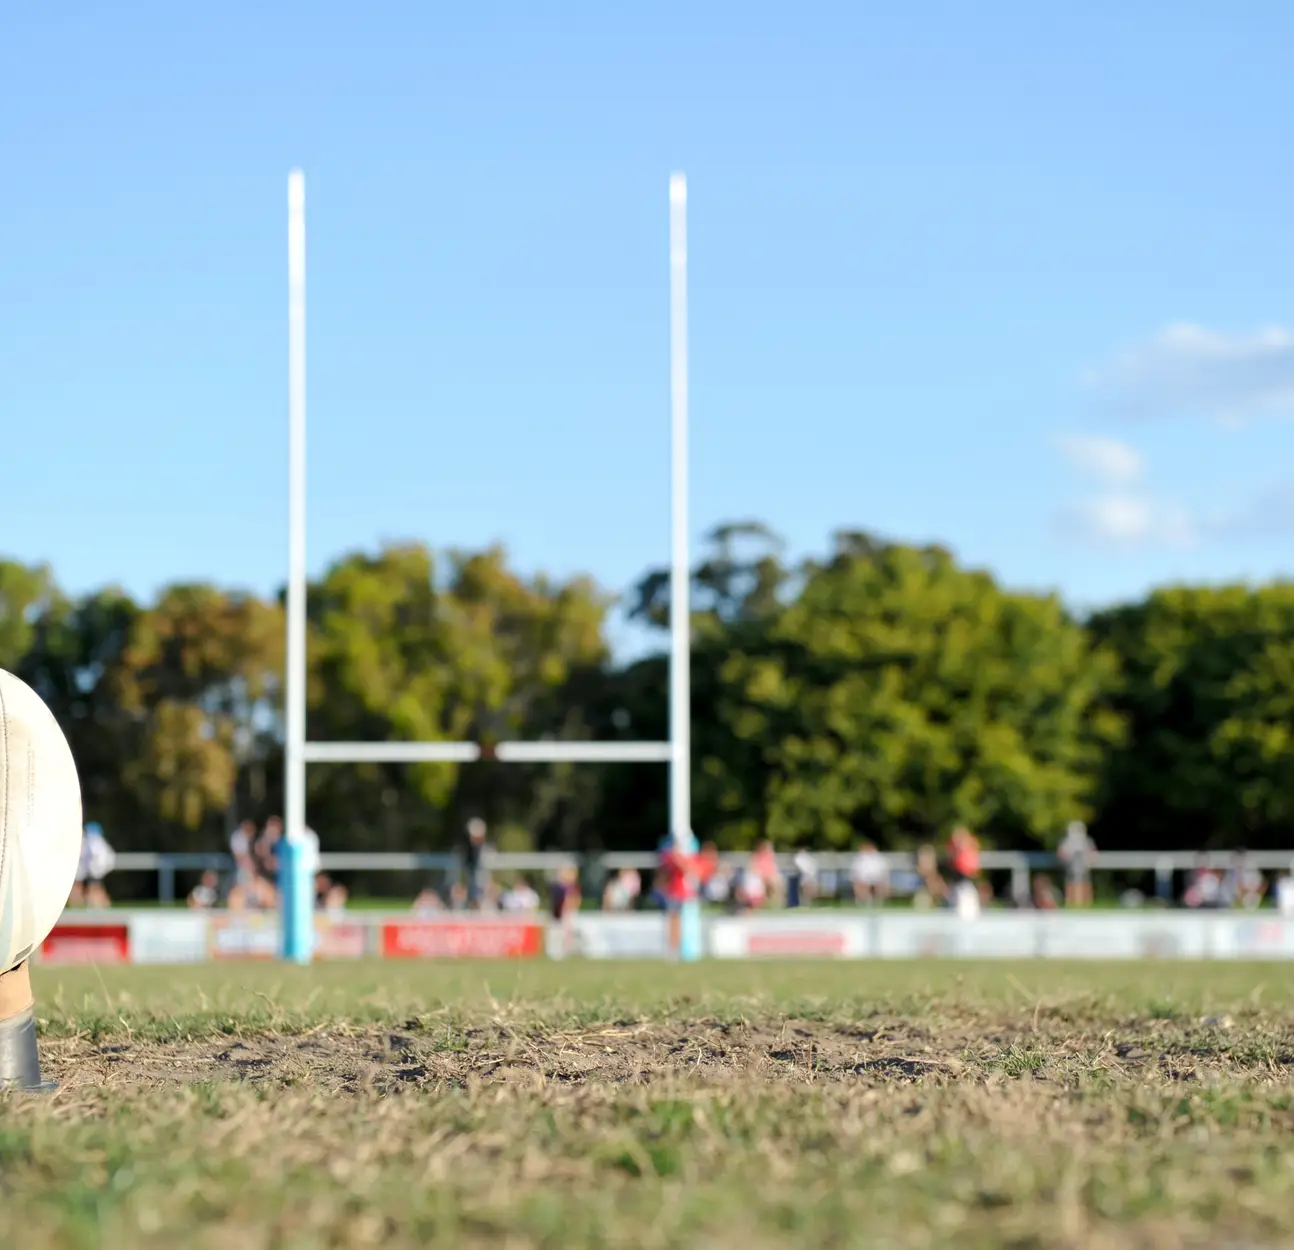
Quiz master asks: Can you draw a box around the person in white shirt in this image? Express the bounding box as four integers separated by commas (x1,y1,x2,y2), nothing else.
850,841,890,906
1275,874,1294,917
791,849,819,907
1057,820,1097,907
501,879,541,913
74,823,116,908
602,867,641,912
188,870,221,909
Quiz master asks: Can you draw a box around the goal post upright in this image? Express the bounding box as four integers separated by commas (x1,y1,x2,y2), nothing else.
668,172,701,961
282,169,696,960
283,168,311,965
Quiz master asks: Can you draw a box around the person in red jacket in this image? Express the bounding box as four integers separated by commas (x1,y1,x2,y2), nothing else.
949,826,981,886
658,834,697,956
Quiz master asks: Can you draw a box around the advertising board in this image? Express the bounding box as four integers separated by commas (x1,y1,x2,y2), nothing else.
1212,916,1294,959
40,923,130,965
873,914,960,958
1036,916,1147,960
565,914,668,959
129,912,210,964
209,913,280,960
381,919,544,959
708,916,867,958
955,916,1041,958
314,916,369,959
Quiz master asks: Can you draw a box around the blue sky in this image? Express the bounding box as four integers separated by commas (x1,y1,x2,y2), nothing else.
5,2,1294,656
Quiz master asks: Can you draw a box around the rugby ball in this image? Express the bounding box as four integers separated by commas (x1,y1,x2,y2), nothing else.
0,669,82,972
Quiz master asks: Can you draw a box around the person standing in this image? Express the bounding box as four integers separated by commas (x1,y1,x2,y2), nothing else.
548,865,581,958
463,818,490,909
948,825,981,916
1057,820,1097,907
657,833,697,956
75,822,116,909
850,841,890,906
228,819,260,910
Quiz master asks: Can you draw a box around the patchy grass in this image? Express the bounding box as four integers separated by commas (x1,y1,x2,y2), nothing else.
5,960,1294,1249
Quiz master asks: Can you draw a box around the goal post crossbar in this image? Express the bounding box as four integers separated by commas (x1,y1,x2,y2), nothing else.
301,741,673,765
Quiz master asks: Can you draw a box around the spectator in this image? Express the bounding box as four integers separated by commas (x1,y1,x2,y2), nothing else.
255,816,283,879
913,844,947,909
948,826,981,887
228,819,261,910
1276,873,1294,918
413,886,445,916
602,867,641,912
657,833,698,952
501,877,541,913
732,865,765,911
1057,820,1098,907
1031,874,1060,910
314,872,348,913
1223,849,1266,910
548,865,581,958
1184,855,1224,909
695,842,731,905
744,840,784,908
849,841,890,906
74,822,116,909
788,849,819,908
463,818,491,909
188,869,221,909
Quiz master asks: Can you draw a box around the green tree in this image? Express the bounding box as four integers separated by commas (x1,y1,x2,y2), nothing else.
0,560,60,671
114,584,284,844
15,585,146,856
616,527,1124,851
1091,583,1294,849
304,543,614,855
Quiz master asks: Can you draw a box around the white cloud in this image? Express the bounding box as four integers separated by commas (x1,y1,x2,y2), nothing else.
1056,434,1144,487
1085,323,1294,423
1055,431,1194,549
1062,493,1196,549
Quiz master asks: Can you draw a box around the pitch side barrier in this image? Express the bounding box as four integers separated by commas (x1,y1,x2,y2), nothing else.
34,908,1294,965
103,849,1294,905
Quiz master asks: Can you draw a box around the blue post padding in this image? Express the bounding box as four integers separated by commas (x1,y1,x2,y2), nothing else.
679,898,703,962
279,838,315,964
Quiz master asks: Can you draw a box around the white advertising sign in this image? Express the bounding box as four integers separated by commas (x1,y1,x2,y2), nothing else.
129,912,211,964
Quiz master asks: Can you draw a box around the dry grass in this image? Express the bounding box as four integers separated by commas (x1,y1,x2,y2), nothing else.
5,960,1294,1249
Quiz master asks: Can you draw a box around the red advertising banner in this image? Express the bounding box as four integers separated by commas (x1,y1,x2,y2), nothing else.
381,920,544,960
41,924,130,965
746,929,848,957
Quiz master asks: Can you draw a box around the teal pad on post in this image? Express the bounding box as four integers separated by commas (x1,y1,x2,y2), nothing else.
679,898,703,961
279,836,315,964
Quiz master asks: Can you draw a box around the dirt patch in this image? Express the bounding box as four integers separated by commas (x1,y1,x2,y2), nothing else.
38,1009,1294,1092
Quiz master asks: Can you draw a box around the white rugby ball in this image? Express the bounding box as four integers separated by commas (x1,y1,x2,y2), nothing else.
0,669,83,972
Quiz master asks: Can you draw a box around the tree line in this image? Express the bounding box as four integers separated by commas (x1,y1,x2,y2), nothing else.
5,522,1294,874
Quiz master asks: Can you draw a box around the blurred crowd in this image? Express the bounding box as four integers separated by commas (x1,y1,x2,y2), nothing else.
189,817,346,915
408,819,1294,921
58,812,1294,919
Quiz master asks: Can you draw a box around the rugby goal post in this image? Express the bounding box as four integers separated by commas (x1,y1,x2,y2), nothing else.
282,170,698,959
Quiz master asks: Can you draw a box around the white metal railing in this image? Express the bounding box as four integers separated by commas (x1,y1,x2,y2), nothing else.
107,848,1294,904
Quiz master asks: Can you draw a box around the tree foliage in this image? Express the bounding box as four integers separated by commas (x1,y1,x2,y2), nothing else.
1091,584,1294,850
3,529,1293,866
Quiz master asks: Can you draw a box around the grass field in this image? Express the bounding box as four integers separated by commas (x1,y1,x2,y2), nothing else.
6,960,1294,1249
